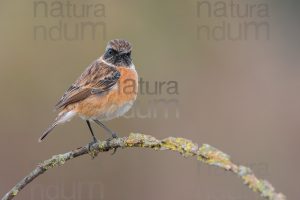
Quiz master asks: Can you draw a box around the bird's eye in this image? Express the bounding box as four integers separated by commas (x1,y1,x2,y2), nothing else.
126,52,131,57
107,49,115,56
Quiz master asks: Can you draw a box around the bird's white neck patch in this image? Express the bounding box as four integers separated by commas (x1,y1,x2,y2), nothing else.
99,56,114,67
99,56,135,69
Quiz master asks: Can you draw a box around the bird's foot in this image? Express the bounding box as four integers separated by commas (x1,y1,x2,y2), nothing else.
106,133,118,155
112,132,118,138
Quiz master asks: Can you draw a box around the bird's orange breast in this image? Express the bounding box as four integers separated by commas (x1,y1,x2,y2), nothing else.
111,66,138,103
74,67,138,119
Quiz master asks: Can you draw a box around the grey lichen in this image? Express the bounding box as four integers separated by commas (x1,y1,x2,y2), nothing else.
42,154,67,170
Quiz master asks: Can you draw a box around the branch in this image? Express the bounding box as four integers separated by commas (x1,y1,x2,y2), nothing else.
2,133,286,200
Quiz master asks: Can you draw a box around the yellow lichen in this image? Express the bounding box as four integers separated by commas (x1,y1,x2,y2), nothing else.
125,133,143,147
197,144,232,170
259,180,276,199
125,133,160,148
161,137,198,157
242,174,259,192
88,149,98,158
98,142,106,150
12,189,18,196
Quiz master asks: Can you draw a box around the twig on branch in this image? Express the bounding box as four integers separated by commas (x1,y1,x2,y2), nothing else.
2,133,286,200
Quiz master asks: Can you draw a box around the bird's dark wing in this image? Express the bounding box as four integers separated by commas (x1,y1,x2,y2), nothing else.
55,60,120,110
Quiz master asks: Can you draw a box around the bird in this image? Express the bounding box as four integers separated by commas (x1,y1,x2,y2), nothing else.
39,39,138,144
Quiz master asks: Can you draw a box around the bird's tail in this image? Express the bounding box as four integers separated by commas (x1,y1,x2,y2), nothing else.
38,122,57,142
38,110,76,142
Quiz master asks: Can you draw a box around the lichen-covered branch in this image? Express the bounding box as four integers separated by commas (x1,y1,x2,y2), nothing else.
1,133,286,200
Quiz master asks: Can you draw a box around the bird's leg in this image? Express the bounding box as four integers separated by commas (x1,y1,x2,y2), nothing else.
93,120,118,139
86,120,101,158
86,120,97,142
94,120,118,155
86,120,98,156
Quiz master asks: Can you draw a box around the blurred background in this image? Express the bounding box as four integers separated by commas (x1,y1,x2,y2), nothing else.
0,0,299,199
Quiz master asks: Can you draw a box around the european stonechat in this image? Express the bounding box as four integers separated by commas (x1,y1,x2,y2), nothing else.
39,39,138,143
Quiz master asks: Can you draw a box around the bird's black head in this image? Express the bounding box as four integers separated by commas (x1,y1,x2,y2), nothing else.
103,39,132,67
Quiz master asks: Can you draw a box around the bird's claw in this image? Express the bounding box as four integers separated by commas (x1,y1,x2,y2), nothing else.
111,148,117,155
106,134,118,155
